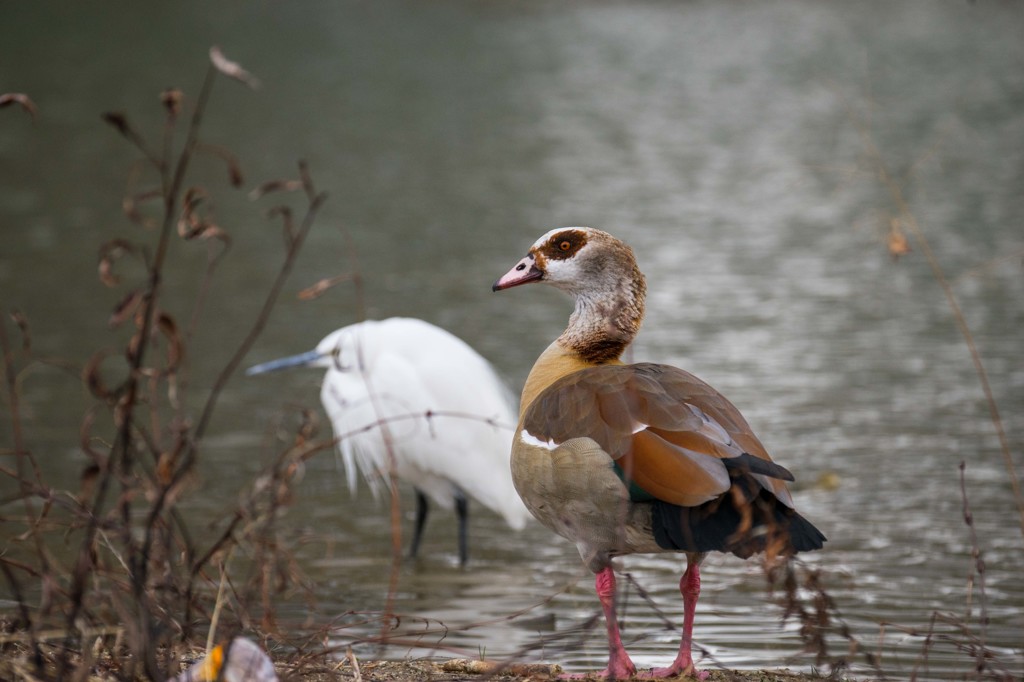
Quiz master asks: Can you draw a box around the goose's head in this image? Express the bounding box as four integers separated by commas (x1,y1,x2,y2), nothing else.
493,227,647,363
492,227,640,299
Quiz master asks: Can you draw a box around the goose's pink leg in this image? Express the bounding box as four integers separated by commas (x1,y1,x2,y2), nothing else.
641,562,708,680
560,567,637,680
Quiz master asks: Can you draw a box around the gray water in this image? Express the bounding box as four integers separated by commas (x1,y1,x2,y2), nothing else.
2,1,1023,679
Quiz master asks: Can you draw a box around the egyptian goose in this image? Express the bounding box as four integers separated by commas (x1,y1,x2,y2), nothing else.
493,228,825,679
248,318,531,566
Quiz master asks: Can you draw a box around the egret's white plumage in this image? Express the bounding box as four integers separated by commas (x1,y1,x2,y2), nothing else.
247,317,530,564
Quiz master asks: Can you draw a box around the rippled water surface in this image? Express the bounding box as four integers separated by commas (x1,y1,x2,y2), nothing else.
2,1,1023,679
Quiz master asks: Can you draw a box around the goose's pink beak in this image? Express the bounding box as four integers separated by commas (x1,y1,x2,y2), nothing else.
493,255,543,291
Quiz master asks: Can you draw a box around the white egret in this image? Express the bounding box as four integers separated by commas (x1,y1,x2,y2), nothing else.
247,317,530,566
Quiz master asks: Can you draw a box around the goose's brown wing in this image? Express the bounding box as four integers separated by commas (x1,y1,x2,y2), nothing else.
522,362,795,508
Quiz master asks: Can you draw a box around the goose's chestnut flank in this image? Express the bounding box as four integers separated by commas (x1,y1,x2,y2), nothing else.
494,228,825,679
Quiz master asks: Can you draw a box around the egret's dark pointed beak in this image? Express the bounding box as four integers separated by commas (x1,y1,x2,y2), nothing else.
493,254,543,291
245,350,322,375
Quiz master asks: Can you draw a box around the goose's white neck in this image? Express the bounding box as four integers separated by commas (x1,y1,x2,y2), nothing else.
556,260,646,365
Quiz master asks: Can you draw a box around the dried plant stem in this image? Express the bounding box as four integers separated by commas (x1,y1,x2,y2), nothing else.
958,462,989,672
155,186,327,512
6,50,356,680
194,186,326,446
349,338,405,639
384,468,403,636
60,63,219,681
855,123,1024,539
0,318,52,590
347,647,363,682
339,224,367,322
206,555,233,653
0,560,43,673
165,171,328,636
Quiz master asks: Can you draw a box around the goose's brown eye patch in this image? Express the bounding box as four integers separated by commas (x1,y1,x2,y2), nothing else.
545,229,588,260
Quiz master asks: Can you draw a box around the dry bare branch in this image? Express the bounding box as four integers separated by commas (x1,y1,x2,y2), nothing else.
850,107,1024,538
102,111,162,168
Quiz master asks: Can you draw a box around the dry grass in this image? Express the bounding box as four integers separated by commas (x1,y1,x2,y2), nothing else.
0,640,845,682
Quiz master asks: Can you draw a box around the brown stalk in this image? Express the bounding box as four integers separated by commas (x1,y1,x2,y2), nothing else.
172,169,327,640
852,117,1024,538
0,315,50,677
61,61,220,681
341,333,406,641
958,461,990,675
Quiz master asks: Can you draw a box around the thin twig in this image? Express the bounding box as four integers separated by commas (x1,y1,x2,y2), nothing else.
206,554,233,653
852,112,1024,539
958,461,989,675
0,315,52,583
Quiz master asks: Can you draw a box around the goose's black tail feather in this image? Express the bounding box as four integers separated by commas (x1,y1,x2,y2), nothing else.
651,474,826,559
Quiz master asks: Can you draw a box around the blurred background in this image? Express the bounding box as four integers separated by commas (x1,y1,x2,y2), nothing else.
1,1,1022,678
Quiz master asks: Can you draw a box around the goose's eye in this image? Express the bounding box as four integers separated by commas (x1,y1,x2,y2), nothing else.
547,229,587,260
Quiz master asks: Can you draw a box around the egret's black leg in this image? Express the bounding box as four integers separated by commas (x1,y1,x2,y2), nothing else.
455,492,469,567
409,489,429,560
